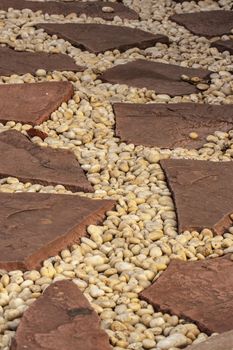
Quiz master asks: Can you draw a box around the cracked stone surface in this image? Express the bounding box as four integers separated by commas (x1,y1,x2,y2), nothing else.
211,39,233,54
0,81,74,125
36,23,169,54
186,330,233,350
0,130,93,193
0,0,139,20
160,159,233,235
0,47,83,76
170,10,233,37
140,254,233,334
11,280,112,350
113,103,233,149
100,59,210,96
0,192,115,270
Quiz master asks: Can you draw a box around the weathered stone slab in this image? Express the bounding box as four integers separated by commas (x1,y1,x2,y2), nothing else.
101,59,210,96
211,39,233,54
11,280,112,350
0,192,115,270
0,81,73,125
186,330,233,350
1,0,138,20
140,254,233,334
113,103,233,149
160,159,233,235
36,23,169,54
0,130,93,193
0,47,83,76
170,10,233,37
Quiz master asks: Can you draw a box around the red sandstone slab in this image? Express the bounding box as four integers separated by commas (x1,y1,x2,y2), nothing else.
0,81,73,125
1,0,138,20
101,59,210,96
0,47,83,76
36,23,169,54
186,330,233,350
0,192,115,270
0,130,93,193
113,103,233,149
11,280,112,350
211,39,233,54
140,254,233,334
160,159,233,235
170,10,233,37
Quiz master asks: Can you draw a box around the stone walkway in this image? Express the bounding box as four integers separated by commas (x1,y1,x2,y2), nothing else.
0,1,232,350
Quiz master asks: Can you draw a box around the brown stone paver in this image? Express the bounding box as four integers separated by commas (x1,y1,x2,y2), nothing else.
100,59,210,96
0,81,73,125
26,128,48,141
160,159,233,235
170,10,233,37
0,47,83,76
0,192,115,270
11,280,112,350
140,254,233,334
0,130,93,193
211,39,233,54
186,330,233,350
1,0,138,21
113,103,233,149
36,23,169,54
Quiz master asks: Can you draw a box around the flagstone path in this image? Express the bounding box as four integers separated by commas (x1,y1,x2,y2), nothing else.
140,254,233,334
0,0,138,20
170,11,233,37
0,130,93,192
0,81,73,125
11,280,112,350
160,159,233,235
0,1,232,350
36,23,169,54
113,103,233,149
100,59,211,96
0,192,114,270
0,47,83,76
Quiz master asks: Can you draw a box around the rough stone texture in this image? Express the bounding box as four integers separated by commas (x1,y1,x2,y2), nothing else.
0,193,115,270
0,47,83,76
0,81,74,125
211,39,233,54
0,130,93,193
26,128,48,140
36,23,169,54
101,60,210,96
1,0,138,20
170,10,233,37
186,330,233,350
11,280,112,350
140,254,233,334
160,159,233,235
113,103,233,149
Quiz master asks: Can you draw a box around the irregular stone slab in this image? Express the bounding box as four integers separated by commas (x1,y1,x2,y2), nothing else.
11,280,112,350
140,254,233,334
1,0,138,20
0,130,93,193
0,193,115,270
0,47,83,76
36,23,169,54
211,39,233,54
160,159,233,235
170,10,233,37
0,81,73,125
186,330,233,350
101,59,210,96
113,103,233,149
